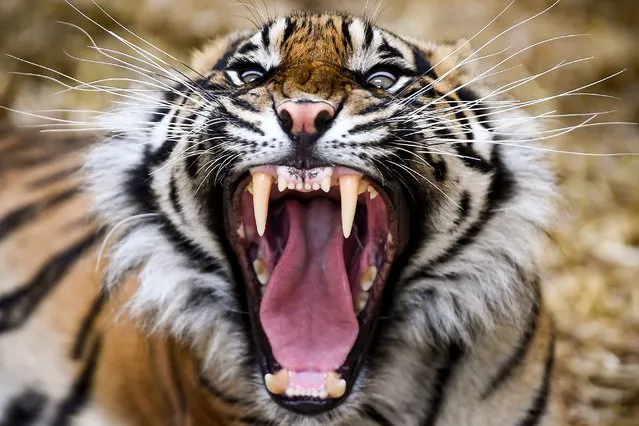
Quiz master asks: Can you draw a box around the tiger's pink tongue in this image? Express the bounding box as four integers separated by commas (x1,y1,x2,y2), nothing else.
260,198,358,372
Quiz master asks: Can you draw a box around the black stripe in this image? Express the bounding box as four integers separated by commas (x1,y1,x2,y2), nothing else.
159,216,223,275
349,121,379,135
515,335,555,426
341,19,353,49
451,190,471,228
71,291,108,360
0,389,48,426
261,25,271,48
364,22,375,48
169,174,183,218
411,46,438,80
453,143,494,173
422,152,448,182
282,17,296,44
167,341,189,421
236,42,260,57
52,336,103,426
198,374,250,407
362,403,394,426
213,37,248,70
378,37,404,60
27,166,79,189
0,232,100,333
455,86,492,130
0,187,81,242
229,97,261,113
481,301,541,399
0,136,91,174
421,343,464,426
230,116,265,136
405,144,515,282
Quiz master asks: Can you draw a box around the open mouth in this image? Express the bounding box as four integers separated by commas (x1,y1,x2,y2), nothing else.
226,165,403,414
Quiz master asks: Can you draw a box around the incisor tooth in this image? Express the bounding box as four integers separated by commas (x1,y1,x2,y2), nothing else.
265,369,289,395
252,172,272,236
287,182,295,190
326,372,347,399
339,175,360,238
277,176,287,192
360,266,377,291
295,182,304,190
321,177,331,193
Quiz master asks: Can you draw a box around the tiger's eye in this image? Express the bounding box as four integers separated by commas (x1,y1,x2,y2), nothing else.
366,71,397,90
240,69,264,84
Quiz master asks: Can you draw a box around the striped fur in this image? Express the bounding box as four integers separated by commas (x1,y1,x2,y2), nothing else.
0,11,563,425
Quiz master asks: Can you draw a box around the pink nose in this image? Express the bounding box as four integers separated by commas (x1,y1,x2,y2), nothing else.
277,101,335,136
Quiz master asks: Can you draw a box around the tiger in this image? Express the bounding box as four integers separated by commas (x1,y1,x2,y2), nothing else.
0,9,565,426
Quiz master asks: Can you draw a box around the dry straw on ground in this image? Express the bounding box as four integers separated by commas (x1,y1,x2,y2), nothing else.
1,1,637,424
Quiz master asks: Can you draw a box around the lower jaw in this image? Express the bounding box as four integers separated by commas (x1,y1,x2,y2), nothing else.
225,168,404,415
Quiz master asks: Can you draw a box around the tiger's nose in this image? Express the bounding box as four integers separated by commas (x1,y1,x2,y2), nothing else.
277,101,335,136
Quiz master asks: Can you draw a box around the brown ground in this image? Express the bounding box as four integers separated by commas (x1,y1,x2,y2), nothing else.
1,1,638,424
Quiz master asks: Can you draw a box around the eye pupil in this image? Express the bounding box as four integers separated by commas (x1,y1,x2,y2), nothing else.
365,70,396,90
240,69,264,84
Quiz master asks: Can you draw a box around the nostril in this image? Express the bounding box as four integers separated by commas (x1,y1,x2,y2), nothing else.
314,109,333,133
279,108,294,134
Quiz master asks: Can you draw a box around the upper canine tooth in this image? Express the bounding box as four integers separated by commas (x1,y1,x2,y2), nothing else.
251,172,272,236
265,369,289,395
339,175,360,238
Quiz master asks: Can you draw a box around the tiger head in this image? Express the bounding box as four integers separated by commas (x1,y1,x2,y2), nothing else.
87,11,554,424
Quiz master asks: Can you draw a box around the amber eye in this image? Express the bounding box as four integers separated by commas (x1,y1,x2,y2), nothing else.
240,69,265,84
365,70,397,89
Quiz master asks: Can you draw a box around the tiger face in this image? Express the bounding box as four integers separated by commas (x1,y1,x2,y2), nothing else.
88,11,554,423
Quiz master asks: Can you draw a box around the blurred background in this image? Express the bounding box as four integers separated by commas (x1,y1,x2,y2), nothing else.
1,0,637,424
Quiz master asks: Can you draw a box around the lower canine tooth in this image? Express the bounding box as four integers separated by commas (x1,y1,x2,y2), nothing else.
326,373,346,399
339,175,361,238
265,369,289,395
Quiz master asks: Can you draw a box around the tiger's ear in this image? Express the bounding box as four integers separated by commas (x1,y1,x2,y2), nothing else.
190,30,253,75
427,39,478,86
406,37,478,89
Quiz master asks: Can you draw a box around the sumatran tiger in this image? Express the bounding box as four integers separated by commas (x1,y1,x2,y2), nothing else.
0,9,564,426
